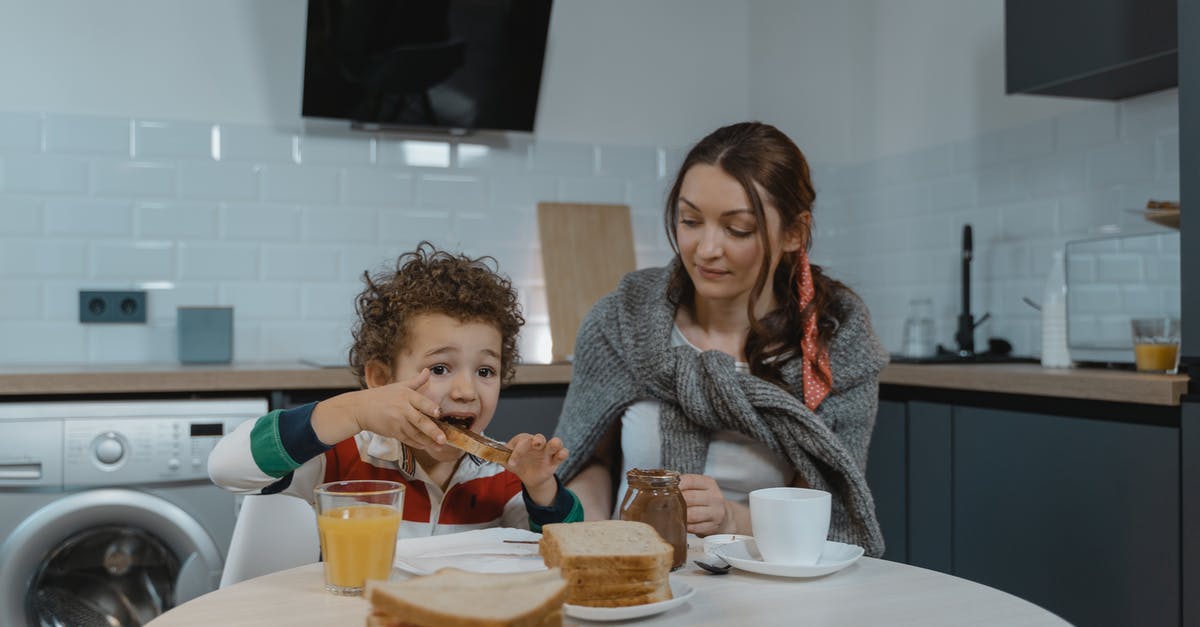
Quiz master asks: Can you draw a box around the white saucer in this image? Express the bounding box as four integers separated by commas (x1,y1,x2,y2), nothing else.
563,578,694,622
713,538,863,577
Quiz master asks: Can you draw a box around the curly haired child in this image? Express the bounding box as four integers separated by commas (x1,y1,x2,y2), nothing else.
209,243,583,536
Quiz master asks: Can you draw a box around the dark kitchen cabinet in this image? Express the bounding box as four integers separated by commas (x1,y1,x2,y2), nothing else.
1006,0,1177,99
864,400,907,563
952,406,1179,627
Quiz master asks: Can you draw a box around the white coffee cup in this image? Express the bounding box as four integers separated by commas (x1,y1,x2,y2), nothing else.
749,487,831,564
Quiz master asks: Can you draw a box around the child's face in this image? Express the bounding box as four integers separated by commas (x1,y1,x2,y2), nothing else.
391,313,503,463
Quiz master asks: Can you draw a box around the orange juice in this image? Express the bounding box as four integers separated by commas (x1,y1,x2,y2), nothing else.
317,504,401,589
1134,342,1179,373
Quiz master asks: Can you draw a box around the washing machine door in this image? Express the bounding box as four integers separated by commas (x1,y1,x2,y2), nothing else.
0,489,223,627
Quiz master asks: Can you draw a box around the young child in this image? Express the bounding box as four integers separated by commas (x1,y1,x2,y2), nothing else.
209,243,583,537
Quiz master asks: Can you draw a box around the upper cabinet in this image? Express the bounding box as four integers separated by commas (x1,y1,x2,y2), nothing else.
1005,0,1177,100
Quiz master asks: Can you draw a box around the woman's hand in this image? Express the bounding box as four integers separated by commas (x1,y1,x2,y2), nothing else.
679,473,736,536
507,433,569,506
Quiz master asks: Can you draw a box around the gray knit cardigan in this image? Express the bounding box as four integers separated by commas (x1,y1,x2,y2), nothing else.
553,262,890,556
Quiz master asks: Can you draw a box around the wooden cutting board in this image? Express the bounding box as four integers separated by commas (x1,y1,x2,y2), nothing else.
537,202,637,363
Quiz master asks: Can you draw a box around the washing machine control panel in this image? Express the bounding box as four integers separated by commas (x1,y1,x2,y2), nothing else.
64,416,252,486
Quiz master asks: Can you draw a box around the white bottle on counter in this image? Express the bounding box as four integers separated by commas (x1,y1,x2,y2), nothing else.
1040,250,1072,368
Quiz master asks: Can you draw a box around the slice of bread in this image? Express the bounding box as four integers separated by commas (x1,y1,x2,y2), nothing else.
563,578,666,602
366,568,565,627
539,521,673,570
436,421,512,464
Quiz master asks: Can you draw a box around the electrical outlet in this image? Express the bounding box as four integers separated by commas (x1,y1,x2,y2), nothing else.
79,290,147,323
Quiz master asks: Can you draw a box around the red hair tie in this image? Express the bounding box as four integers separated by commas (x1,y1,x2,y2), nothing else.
797,250,831,410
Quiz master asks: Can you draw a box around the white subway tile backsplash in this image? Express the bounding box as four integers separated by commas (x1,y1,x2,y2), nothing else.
418,174,486,208
997,201,1057,240
1054,105,1118,152
0,323,86,362
259,322,348,361
93,162,176,197
378,139,452,168
178,242,258,280
300,134,373,165
488,174,556,210
1120,89,1179,139
626,179,667,212
88,325,176,363
342,169,413,207
456,139,531,171
219,283,302,319
0,240,86,276
92,241,174,280
0,101,1180,364
379,210,453,245
146,284,220,322
134,120,213,160
1086,140,1156,188
262,246,340,281
455,209,537,249
4,156,90,194
304,207,378,243
1018,155,1086,199
0,282,41,319
597,145,659,179
45,199,131,236
530,141,595,175
137,202,219,239
558,177,626,204
222,203,301,241
43,114,130,155
262,165,340,204
954,120,1054,170
302,283,360,321
1158,131,1179,177
219,123,297,163
0,113,41,151
179,162,259,200
0,196,42,234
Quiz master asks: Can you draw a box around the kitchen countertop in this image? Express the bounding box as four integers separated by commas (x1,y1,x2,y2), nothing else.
0,362,1187,406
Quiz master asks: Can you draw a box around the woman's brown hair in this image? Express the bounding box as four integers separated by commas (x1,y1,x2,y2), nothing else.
347,242,524,388
664,122,850,386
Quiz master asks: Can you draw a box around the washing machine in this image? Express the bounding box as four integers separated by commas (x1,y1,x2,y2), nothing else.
0,398,267,627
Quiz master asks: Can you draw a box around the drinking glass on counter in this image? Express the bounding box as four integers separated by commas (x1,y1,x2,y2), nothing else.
314,480,404,595
1130,318,1181,375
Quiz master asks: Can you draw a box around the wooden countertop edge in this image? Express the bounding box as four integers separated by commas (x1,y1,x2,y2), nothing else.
0,362,1185,406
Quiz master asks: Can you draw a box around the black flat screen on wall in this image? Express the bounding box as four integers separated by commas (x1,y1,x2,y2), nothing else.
302,0,553,132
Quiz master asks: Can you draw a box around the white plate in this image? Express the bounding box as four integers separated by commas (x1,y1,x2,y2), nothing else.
713,538,863,578
392,528,547,575
563,578,694,622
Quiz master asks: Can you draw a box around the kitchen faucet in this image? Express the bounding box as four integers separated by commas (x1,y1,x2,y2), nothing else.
954,224,990,356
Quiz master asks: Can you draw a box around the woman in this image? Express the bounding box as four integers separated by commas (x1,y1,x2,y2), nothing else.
553,122,888,556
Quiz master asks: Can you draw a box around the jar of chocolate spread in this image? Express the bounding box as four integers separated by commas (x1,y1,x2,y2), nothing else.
618,468,687,569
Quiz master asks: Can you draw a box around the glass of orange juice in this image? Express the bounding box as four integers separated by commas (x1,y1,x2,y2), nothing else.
1130,318,1181,374
314,479,404,596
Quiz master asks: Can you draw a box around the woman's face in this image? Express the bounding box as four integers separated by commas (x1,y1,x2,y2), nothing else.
675,164,801,310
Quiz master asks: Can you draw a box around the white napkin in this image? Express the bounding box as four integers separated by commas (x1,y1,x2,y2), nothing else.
393,527,546,575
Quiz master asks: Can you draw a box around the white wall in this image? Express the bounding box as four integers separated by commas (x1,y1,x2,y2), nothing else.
749,0,1105,165
0,0,749,147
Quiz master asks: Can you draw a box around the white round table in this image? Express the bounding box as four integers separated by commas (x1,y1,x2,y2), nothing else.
148,548,1067,626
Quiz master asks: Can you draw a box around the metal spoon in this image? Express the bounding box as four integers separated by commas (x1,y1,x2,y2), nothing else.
693,554,732,575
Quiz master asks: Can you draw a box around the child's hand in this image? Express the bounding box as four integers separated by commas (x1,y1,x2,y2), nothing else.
313,369,446,450
356,369,447,449
506,433,568,507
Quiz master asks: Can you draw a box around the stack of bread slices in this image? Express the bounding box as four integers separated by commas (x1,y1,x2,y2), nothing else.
539,520,674,607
